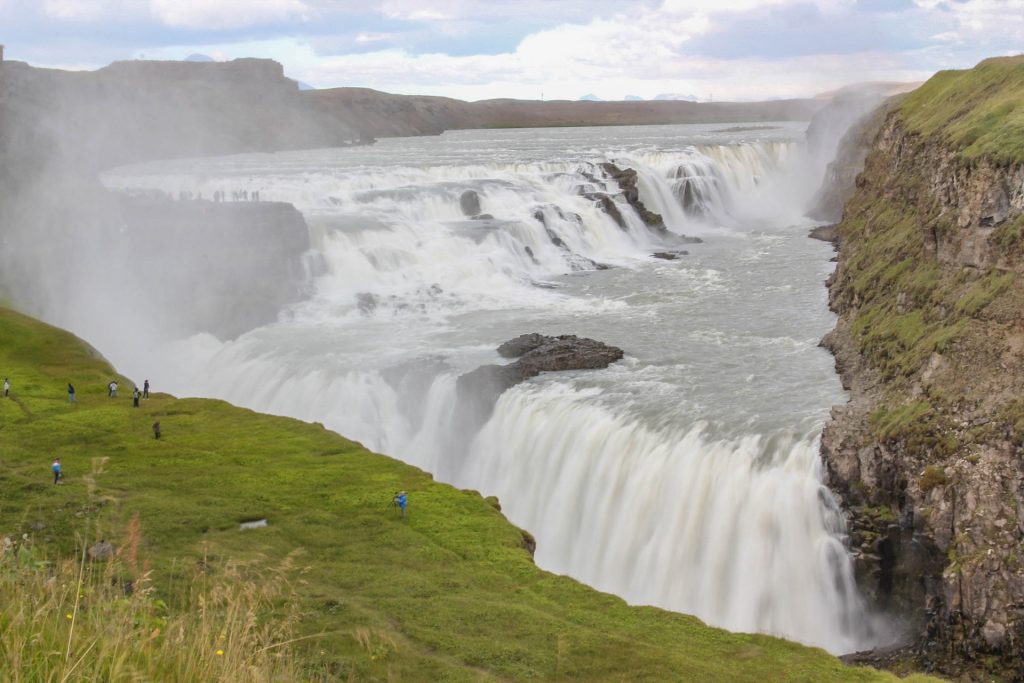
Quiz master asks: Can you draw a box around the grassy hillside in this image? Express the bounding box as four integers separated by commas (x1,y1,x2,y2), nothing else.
0,306,936,681
899,55,1024,165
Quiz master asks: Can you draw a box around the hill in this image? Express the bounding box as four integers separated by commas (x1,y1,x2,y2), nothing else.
0,305,936,681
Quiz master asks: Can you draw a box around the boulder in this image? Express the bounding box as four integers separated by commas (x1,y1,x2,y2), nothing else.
455,334,624,431
497,333,548,358
88,540,115,561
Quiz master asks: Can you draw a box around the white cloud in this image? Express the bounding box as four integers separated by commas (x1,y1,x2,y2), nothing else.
149,0,313,29
43,0,143,22
355,32,395,44
17,0,1024,100
289,0,931,99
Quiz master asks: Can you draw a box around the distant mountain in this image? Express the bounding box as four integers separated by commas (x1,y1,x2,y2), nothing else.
185,53,215,62
578,94,604,102
296,81,316,91
654,93,699,102
623,95,644,101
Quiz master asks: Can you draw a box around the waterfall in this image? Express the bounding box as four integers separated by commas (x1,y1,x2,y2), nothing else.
100,126,880,654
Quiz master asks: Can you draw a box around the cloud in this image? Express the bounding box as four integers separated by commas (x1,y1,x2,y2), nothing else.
290,0,935,99
149,0,313,29
9,0,1024,100
355,31,396,44
42,0,143,22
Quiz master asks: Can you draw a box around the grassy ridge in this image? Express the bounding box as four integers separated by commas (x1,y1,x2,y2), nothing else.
899,55,1024,165
0,306,934,681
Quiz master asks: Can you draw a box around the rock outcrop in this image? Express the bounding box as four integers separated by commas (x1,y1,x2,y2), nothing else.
455,334,624,430
594,162,702,245
820,57,1024,680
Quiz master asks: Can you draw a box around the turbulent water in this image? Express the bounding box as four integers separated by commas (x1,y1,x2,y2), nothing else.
103,122,881,653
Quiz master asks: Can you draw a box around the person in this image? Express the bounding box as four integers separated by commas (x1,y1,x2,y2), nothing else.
143,379,150,399
108,381,118,398
67,383,76,402
3,377,8,397
52,458,63,484
393,491,408,518
153,421,161,440
132,386,140,408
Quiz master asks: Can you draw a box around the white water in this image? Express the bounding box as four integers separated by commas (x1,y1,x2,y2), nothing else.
102,122,881,653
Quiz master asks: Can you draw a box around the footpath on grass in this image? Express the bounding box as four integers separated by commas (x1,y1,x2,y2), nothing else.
0,306,940,681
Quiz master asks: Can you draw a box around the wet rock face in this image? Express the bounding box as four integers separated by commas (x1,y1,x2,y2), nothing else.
595,162,702,246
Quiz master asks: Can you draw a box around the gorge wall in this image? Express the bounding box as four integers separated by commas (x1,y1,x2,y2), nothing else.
820,56,1024,679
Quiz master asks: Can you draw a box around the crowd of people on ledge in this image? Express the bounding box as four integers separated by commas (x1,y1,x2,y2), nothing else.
176,189,262,202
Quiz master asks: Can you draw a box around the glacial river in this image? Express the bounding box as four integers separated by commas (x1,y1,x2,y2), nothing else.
103,122,878,653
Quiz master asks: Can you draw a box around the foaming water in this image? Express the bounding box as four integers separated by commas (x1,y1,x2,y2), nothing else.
101,122,884,653
461,384,868,653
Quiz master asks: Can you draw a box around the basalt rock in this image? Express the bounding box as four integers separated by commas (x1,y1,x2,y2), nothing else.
455,334,624,430
597,163,702,246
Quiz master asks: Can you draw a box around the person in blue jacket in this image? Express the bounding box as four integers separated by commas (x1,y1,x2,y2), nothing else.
52,458,63,484
393,491,408,518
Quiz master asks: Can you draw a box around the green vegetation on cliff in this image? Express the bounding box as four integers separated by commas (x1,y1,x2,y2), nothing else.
826,56,1024,676
0,306,936,681
833,56,1024,451
900,55,1024,164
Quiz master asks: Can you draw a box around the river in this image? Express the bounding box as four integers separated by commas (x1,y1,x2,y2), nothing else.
102,121,880,653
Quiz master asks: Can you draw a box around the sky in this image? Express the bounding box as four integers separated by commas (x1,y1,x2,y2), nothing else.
0,0,1022,101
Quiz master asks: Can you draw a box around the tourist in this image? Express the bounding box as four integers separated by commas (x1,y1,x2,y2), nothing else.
153,421,161,439
3,377,8,397
393,491,408,518
143,379,150,399
108,380,118,398
52,458,62,484
132,386,140,408
67,383,75,402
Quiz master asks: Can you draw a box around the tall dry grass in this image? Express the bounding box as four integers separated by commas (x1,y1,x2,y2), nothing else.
0,532,325,682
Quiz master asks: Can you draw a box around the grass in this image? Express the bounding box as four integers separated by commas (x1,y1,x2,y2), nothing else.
0,306,941,681
0,535,317,682
899,55,1024,165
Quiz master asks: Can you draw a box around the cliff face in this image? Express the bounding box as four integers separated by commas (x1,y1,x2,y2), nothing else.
821,57,1024,679
0,58,362,177
0,59,326,339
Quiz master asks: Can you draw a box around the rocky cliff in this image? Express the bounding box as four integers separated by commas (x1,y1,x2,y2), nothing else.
820,56,1024,679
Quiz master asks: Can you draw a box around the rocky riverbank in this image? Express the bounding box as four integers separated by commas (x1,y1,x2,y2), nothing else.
819,56,1024,680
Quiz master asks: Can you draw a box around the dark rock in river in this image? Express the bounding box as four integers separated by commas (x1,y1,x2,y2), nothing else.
652,251,689,260
455,334,624,431
597,162,702,246
460,190,481,217
497,332,548,358
584,192,628,230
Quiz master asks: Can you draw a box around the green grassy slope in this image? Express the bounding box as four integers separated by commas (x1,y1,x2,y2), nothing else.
899,55,1024,165
0,307,935,681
